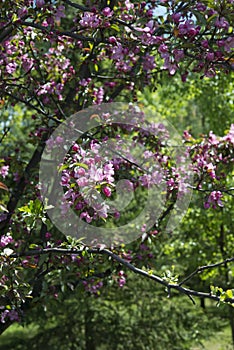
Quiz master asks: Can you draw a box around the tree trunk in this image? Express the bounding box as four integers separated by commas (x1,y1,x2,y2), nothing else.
85,307,96,350
200,298,205,309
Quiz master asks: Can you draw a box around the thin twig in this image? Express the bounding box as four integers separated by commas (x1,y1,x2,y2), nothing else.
179,257,234,287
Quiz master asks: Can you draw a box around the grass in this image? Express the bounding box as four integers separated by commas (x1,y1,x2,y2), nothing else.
0,323,39,350
192,325,233,350
1,318,234,350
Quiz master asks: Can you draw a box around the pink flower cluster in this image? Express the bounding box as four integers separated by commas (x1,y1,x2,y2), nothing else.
204,191,224,209
1,0,233,115
118,270,127,287
55,114,195,229
0,309,19,323
83,279,103,295
0,235,14,248
0,165,9,178
188,124,234,209
59,140,116,222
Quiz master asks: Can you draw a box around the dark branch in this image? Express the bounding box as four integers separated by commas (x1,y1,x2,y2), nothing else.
63,0,89,12
0,133,49,232
9,247,234,304
20,21,105,44
179,257,234,287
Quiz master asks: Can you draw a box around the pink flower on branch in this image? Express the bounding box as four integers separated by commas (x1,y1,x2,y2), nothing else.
204,191,224,209
0,235,14,248
0,165,9,178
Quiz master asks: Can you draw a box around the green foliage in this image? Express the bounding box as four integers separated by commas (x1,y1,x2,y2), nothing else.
0,275,226,350
139,72,234,136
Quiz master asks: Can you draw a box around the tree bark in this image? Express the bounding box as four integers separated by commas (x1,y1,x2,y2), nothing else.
85,306,96,350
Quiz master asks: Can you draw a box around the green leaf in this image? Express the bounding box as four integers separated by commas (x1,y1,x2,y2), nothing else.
29,244,39,249
94,64,99,72
225,289,233,299
58,164,69,172
74,162,89,170
111,24,120,32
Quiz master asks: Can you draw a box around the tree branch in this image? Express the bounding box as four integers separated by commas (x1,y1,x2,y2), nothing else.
2,90,49,117
179,257,234,287
63,0,89,12
20,21,105,44
10,247,234,304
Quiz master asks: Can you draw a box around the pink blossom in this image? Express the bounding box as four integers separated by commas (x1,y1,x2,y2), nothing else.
0,235,13,248
111,44,124,60
60,201,72,215
143,150,154,159
224,37,234,53
118,277,126,287
75,201,84,210
208,131,219,145
109,36,117,44
36,0,45,7
215,17,229,30
93,202,109,218
171,13,182,24
74,167,86,178
152,171,163,185
142,54,156,71
80,211,92,223
1,309,19,323
72,143,79,152
158,44,169,58
18,7,28,18
76,177,89,187
183,130,192,140
125,0,134,10
22,57,33,72
116,60,131,72
6,62,17,74
178,20,200,37
138,174,149,188
163,57,178,75
102,7,113,17
167,178,175,190
205,67,216,78
79,78,91,86
118,270,126,287
173,49,185,62
102,186,112,197
103,163,115,183
94,87,104,104
89,165,104,182
45,232,51,240
196,2,207,11
206,52,215,61
54,5,66,21
217,40,225,47
201,40,209,49
55,136,63,144
0,165,9,178
45,137,54,150
223,124,234,144
204,191,224,209
114,211,120,219
80,12,101,28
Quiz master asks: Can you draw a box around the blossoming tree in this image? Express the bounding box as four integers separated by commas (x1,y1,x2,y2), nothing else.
0,0,234,336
